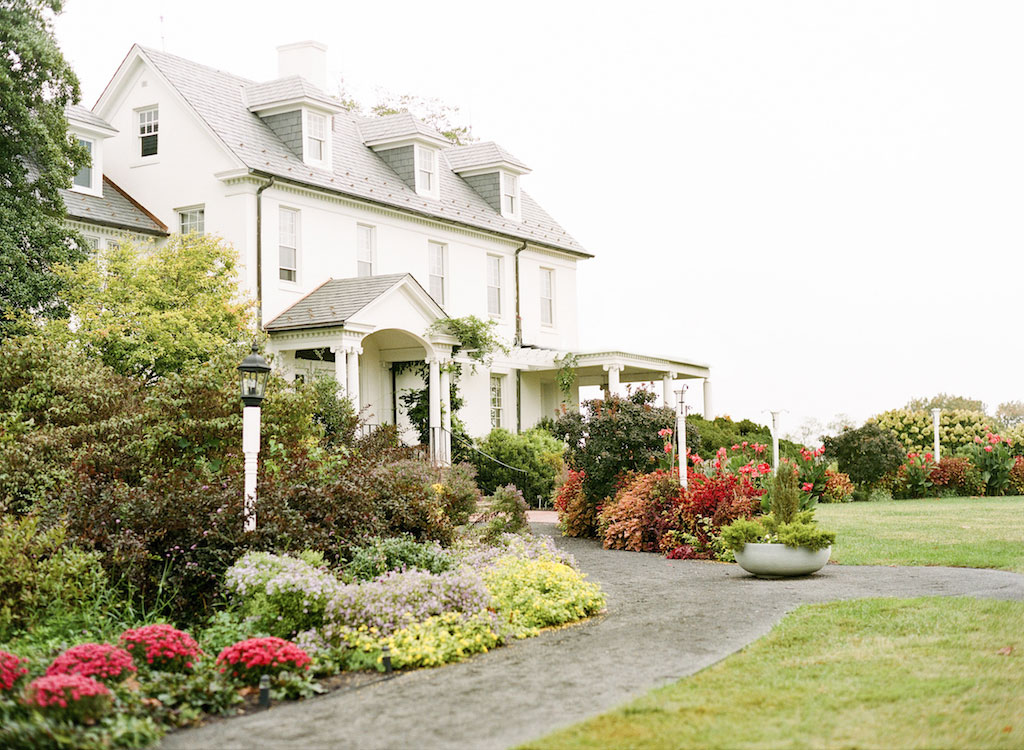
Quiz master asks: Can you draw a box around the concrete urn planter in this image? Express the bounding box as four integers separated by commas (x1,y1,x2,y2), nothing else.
734,543,831,578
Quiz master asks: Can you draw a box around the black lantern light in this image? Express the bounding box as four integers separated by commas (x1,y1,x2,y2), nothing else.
238,342,271,407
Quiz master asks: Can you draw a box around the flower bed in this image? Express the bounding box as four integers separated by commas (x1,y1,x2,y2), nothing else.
46,642,136,684
24,673,112,723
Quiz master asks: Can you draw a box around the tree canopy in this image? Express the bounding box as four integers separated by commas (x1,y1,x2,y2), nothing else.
0,0,89,336
904,393,986,413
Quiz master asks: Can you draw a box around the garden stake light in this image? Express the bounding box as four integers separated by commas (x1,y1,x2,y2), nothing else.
238,342,271,532
258,673,270,709
932,408,942,463
382,645,393,673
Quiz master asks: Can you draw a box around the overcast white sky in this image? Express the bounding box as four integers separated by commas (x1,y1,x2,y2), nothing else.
54,0,1024,437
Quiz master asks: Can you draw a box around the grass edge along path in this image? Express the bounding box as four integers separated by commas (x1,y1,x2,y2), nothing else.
817,496,1024,573
521,597,1024,750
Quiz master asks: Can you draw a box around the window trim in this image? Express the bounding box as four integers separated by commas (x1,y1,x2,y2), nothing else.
137,106,159,158
177,206,205,236
490,374,505,430
416,145,439,198
72,137,98,194
486,254,503,317
303,109,330,167
501,172,520,219
427,240,447,306
539,267,555,328
278,207,300,285
356,223,376,277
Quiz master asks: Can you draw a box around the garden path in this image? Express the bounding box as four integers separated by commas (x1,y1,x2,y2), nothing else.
161,524,1024,750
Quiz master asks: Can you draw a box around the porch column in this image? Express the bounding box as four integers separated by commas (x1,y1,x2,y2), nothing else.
330,345,347,394
703,378,713,419
346,345,362,409
428,357,441,465
662,372,676,409
440,362,452,466
604,364,622,396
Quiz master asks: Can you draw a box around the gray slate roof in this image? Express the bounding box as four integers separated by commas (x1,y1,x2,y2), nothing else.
265,273,423,331
445,141,529,173
357,111,449,145
66,104,116,132
136,46,589,257
244,76,341,111
62,176,168,235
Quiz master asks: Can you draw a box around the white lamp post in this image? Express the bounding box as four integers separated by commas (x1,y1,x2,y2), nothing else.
769,410,782,473
931,408,941,462
238,343,270,532
675,385,688,490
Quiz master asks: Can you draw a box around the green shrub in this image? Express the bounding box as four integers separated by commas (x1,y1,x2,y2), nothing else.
0,516,110,641
964,433,1015,496
687,415,801,460
483,557,605,635
873,408,995,454
344,536,453,581
720,511,835,552
929,457,986,497
470,428,564,507
475,485,530,542
823,423,905,488
367,460,480,545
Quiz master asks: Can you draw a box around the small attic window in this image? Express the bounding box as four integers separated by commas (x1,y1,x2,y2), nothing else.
502,173,519,217
304,110,330,166
138,107,158,157
416,145,438,198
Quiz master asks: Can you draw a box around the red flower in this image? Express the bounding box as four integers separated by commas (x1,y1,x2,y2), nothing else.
0,650,28,692
663,443,673,454
985,445,994,453
24,673,111,722
801,482,814,492
120,624,203,673
47,643,135,684
216,637,310,686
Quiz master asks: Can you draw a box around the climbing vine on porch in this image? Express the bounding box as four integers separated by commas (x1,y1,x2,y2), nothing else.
427,315,509,371
553,352,579,399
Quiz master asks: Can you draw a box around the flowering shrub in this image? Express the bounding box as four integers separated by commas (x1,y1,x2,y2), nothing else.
344,536,453,581
46,643,136,684
1010,457,1024,496
599,470,682,552
1,650,28,692
554,469,595,538
119,624,203,672
483,557,605,635
796,446,828,502
23,673,112,723
660,472,761,560
874,408,995,454
452,532,578,570
341,612,506,670
323,567,492,637
929,457,986,497
893,452,936,499
225,551,344,638
967,433,1015,495
822,470,855,503
216,637,311,685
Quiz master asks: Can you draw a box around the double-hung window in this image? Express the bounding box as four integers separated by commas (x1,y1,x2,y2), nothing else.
179,207,205,235
490,375,504,429
502,174,518,215
306,112,326,162
73,139,93,189
138,107,158,157
487,255,502,316
418,147,435,192
540,268,554,326
357,224,375,277
428,241,446,305
279,208,299,282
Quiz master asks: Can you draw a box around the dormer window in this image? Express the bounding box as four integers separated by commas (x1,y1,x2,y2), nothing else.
138,107,158,157
305,111,327,163
502,173,519,217
73,138,94,191
417,146,436,194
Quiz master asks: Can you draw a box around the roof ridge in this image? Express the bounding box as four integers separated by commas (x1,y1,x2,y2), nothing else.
138,45,257,86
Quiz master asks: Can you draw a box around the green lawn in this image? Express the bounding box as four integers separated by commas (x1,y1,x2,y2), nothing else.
522,598,1024,750
816,496,1024,573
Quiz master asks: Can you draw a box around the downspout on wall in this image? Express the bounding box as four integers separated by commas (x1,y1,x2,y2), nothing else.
513,242,526,433
255,176,275,328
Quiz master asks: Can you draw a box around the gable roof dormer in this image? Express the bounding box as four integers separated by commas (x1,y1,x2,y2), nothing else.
66,104,117,197
245,76,344,169
445,141,531,221
358,112,451,200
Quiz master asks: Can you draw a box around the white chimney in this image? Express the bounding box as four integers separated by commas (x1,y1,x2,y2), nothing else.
277,41,327,89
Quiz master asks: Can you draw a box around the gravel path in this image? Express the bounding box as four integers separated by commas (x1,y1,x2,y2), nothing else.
162,524,1024,750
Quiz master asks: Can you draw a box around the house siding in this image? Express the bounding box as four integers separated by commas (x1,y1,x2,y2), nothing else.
463,173,501,212
376,145,415,189
262,111,304,159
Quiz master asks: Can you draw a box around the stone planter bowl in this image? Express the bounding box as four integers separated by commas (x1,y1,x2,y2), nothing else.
734,543,831,578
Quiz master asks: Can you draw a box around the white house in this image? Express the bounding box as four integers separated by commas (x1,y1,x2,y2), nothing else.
89,41,712,462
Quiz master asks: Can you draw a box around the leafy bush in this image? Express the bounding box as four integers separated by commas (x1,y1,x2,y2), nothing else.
965,433,1016,496
475,485,530,542
46,643,136,684
0,515,110,641
483,557,605,634
823,423,906,489
822,470,855,503
1010,457,1024,496
119,625,203,673
720,511,835,552
215,637,311,685
599,471,682,552
893,452,936,499
554,469,593,538
661,471,761,560
470,428,565,507
930,457,986,497
873,408,995,454
344,536,454,581
551,391,676,527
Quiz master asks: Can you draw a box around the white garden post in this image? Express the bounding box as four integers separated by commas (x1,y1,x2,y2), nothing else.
238,344,270,532
770,410,782,473
932,408,941,462
676,386,688,490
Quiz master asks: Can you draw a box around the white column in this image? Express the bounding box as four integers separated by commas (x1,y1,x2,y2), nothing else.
770,410,782,472
440,362,452,466
703,378,714,419
346,345,361,409
931,408,941,462
662,373,674,409
604,364,621,396
675,386,688,490
242,405,261,532
331,345,347,394
428,357,441,465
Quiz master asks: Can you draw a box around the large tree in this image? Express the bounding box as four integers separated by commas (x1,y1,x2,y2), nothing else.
904,393,986,413
0,0,88,336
